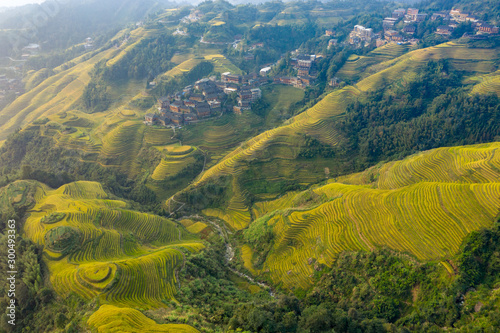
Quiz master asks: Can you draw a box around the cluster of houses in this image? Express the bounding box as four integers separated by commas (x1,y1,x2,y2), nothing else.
145,73,265,126
181,10,203,24
434,9,499,37
268,53,320,89
379,8,425,46
348,25,377,47
84,37,94,51
0,75,23,102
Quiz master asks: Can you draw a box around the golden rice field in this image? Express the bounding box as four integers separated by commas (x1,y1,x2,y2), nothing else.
98,121,145,176
204,54,243,74
23,181,204,308
336,43,411,81
88,304,199,333
151,145,199,181
248,142,500,290
470,70,500,96
0,48,116,141
164,58,203,77
203,177,251,230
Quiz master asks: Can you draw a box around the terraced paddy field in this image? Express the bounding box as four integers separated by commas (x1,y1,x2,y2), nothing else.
470,70,500,96
164,53,242,78
88,304,199,333
336,43,412,82
248,143,500,291
23,181,204,308
151,145,201,181
0,48,116,141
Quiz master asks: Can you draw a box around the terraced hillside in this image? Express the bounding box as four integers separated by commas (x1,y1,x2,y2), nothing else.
470,70,500,96
23,181,204,308
245,143,500,291
336,43,412,82
88,305,200,333
172,41,500,228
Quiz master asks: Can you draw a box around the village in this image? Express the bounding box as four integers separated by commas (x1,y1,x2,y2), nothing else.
328,7,499,49
145,72,266,127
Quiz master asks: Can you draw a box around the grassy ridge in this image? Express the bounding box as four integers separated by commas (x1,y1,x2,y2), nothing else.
247,143,500,291
23,181,204,308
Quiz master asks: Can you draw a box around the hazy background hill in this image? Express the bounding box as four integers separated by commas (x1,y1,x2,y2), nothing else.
0,0,176,56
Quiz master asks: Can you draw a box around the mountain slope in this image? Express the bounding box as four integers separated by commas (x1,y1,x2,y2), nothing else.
245,142,500,291
23,180,204,308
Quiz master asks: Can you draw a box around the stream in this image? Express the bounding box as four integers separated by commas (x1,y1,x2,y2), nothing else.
181,214,276,298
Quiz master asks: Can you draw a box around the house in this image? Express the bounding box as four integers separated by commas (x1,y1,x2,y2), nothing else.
385,30,403,42
145,113,157,125
164,111,184,125
465,15,479,23
325,29,335,36
431,11,449,21
251,88,261,101
238,89,252,101
195,102,211,118
169,101,182,113
181,105,195,114
260,67,272,76
222,72,241,84
184,100,197,108
353,25,373,38
157,115,170,126
349,25,374,45
407,8,419,17
383,17,398,29
403,25,416,35
184,112,198,123
298,59,312,68
238,99,252,110
392,8,405,18
450,9,462,17
298,68,310,77
299,76,315,86
209,100,222,113
23,43,41,54
204,93,219,101
329,77,340,87
190,93,204,102
328,39,338,49
224,86,238,94
436,26,453,35
415,13,428,22
478,24,499,34
158,97,170,110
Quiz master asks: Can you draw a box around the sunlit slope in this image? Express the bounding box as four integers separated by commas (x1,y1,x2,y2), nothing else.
470,70,500,96
248,143,500,290
23,181,203,308
336,43,412,81
0,48,114,141
0,26,154,142
88,304,199,333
